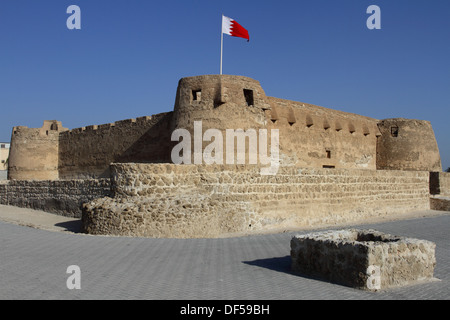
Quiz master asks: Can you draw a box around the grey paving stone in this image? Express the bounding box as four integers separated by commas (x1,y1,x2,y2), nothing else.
0,213,449,300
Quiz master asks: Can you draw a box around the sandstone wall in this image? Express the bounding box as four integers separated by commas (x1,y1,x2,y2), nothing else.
440,172,450,196
172,75,380,170
8,121,67,180
377,118,442,172
430,172,450,196
0,179,111,218
266,97,380,169
81,163,430,238
58,113,173,179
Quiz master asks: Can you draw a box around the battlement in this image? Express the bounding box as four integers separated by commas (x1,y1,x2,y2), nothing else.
61,115,155,136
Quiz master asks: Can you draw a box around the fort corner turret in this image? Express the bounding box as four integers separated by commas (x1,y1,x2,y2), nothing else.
8,120,68,180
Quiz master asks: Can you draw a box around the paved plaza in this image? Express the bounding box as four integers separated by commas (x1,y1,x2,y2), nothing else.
0,206,449,300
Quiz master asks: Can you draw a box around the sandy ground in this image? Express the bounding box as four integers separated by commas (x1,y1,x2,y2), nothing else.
0,203,448,237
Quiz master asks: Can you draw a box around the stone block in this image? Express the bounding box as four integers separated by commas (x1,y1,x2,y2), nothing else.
430,196,450,211
290,229,436,291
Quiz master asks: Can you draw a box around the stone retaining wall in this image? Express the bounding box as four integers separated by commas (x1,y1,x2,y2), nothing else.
439,172,450,196
0,179,111,218
81,164,430,238
430,171,450,196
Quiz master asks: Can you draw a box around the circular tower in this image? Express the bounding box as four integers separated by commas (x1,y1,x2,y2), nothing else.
171,74,270,132
376,118,442,171
8,120,67,180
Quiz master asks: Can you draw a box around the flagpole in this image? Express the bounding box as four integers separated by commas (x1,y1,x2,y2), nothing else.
220,14,223,75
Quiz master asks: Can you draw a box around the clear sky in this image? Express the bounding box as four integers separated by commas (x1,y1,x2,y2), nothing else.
1,0,449,170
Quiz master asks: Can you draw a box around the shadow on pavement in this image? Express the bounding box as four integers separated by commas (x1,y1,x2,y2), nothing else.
54,220,82,233
243,255,294,274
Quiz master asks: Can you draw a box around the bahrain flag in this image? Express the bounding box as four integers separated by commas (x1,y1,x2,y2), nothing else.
222,15,250,42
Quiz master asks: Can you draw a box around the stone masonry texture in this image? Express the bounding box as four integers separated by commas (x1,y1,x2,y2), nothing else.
290,229,436,291
81,163,430,238
0,179,111,218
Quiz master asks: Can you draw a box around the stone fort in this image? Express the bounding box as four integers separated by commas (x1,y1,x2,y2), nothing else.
1,75,449,238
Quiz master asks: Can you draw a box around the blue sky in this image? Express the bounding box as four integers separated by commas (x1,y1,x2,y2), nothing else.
1,0,449,170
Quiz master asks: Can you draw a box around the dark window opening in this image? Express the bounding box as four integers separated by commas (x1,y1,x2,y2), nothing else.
1,144,4,149
391,126,399,137
192,89,201,101
243,89,254,106
323,165,335,169
326,150,331,159
50,123,58,131
46,130,49,136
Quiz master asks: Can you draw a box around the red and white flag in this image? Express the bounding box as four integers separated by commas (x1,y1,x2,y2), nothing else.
222,15,249,42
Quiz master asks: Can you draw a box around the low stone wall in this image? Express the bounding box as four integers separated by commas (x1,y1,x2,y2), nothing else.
430,196,450,211
290,229,436,291
430,172,450,196
0,179,111,218
81,164,430,238
439,172,450,196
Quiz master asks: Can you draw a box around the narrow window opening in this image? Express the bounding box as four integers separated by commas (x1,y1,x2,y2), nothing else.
326,150,331,159
192,89,202,101
50,123,58,131
46,130,49,136
323,165,335,169
391,126,399,137
243,89,254,106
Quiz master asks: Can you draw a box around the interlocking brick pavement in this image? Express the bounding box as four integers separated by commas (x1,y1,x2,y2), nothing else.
0,208,449,300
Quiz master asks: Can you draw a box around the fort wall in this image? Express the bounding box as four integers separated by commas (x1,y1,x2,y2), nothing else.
58,113,173,179
265,96,380,169
81,163,430,238
0,179,111,217
440,173,450,196
7,75,442,181
172,75,381,170
430,171,450,197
